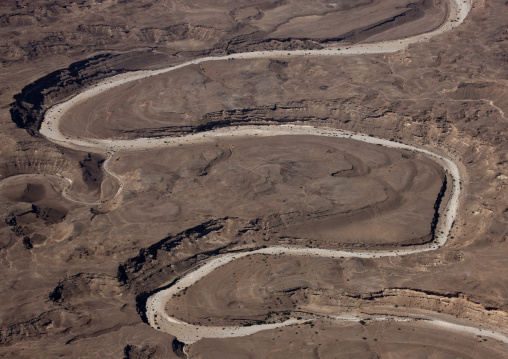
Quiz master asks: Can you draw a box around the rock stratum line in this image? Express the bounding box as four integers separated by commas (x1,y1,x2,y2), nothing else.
35,0,508,351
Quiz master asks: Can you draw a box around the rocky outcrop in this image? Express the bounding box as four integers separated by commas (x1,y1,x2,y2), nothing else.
0,309,89,346
9,49,175,137
226,3,428,53
10,53,126,136
428,175,447,245
171,338,187,358
118,218,263,322
49,273,121,304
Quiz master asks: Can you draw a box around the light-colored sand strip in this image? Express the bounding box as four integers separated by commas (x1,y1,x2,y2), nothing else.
41,121,461,245
45,122,461,251
144,126,461,343
39,0,471,151
338,314,508,344
419,318,508,344
34,0,479,347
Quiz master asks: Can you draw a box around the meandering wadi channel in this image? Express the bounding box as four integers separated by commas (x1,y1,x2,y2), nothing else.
34,0,508,349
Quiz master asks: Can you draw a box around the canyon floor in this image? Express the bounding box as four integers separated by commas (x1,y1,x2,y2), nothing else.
1,0,508,358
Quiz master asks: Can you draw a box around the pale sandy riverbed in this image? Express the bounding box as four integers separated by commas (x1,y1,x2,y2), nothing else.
33,0,492,348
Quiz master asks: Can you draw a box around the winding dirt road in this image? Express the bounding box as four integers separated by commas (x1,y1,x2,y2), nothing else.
33,0,508,351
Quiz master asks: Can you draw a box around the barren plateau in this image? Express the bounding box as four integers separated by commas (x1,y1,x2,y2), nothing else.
1,0,508,358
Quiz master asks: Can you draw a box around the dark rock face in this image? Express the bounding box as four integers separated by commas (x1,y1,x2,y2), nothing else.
9,49,170,137
172,338,187,358
10,53,124,136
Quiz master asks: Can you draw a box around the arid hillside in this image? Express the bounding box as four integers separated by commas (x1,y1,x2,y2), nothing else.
0,0,508,358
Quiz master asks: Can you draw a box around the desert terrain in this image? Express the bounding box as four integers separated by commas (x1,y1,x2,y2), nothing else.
1,0,508,358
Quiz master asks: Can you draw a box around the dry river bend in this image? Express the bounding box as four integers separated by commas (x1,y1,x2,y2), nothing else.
35,0,508,350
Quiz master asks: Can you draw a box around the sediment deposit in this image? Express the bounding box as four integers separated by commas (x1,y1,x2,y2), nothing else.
1,0,508,358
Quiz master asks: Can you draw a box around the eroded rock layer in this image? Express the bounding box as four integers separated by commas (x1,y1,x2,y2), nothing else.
0,0,507,358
